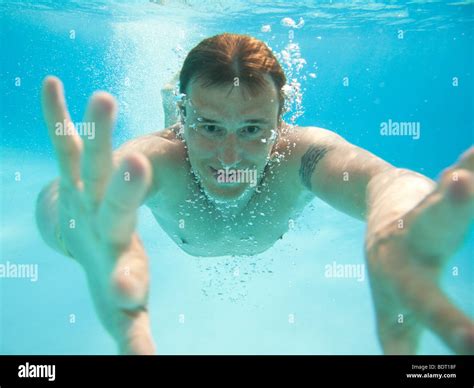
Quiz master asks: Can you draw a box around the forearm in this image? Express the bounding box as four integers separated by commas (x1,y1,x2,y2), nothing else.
365,168,436,248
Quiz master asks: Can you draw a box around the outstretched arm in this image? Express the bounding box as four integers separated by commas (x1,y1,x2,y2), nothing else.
36,76,170,354
294,126,473,354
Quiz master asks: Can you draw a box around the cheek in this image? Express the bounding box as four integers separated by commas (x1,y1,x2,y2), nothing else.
241,140,273,161
185,131,216,158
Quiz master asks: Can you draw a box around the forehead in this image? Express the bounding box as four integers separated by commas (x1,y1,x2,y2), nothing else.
186,74,279,119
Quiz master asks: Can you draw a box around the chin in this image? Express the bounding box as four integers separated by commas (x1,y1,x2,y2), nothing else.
201,180,249,203
191,163,257,203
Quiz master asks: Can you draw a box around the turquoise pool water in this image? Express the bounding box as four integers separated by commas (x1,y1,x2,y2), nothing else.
1,0,473,354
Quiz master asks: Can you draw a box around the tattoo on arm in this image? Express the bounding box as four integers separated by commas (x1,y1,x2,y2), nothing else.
299,145,329,190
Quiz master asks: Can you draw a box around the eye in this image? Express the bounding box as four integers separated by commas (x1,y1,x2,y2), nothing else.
203,124,217,133
197,124,225,137
242,126,261,135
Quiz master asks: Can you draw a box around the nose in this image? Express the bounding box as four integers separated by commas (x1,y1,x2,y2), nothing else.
217,133,242,168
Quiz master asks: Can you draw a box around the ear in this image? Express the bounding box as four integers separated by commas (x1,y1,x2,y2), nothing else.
177,101,187,123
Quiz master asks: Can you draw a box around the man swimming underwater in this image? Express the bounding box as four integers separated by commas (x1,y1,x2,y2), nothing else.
36,33,474,355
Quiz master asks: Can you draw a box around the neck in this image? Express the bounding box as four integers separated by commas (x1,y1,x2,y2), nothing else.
204,186,256,217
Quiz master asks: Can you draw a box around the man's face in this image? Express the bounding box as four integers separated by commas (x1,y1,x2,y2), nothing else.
182,74,280,202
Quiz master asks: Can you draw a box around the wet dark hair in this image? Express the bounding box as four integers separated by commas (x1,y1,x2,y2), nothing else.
179,33,287,121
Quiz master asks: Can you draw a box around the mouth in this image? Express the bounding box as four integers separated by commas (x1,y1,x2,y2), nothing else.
208,165,244,186
209,166,221,180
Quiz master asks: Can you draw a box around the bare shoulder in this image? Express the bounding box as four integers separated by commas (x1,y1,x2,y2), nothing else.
265,125,341,192
114,123,187,198
274,124,344,164
287,125,343,147
114,123,186,165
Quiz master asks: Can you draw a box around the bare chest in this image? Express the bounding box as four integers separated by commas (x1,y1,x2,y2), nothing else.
149,168,312,257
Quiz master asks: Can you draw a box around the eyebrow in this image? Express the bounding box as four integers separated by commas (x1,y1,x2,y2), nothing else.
244,118,271,125
198,116,271,125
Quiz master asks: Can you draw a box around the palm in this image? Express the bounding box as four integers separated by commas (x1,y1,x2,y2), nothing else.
41,76,155,354
367,148,474,355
